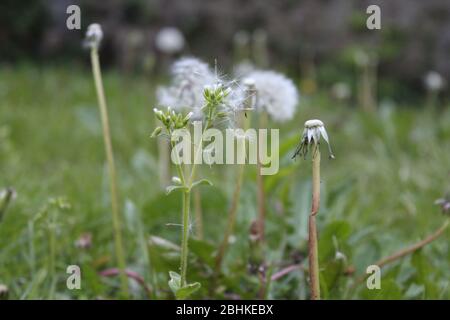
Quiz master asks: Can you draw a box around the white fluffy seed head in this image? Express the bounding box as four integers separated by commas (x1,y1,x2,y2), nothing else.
156,57,215,119
171,57,214,84
331,82,351,100
155,27,185,54
85,23,103,49
424,71,444,91
233,30,250,46
247,70,299,122
233,61,255,78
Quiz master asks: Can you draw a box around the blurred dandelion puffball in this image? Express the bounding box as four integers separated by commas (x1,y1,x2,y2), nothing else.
331,82,351,101
424,71,444,91
233,60,255,78
156,57,215,118
233,30,250,46
85,23,103,49
246,70,299,122
155,27,185,54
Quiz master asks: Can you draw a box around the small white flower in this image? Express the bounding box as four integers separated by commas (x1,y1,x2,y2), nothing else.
85,23,103,49
424,71,445,91
155,27,185,54
247,70,299,122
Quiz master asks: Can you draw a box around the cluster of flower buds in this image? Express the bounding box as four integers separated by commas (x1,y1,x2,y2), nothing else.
152,107,193,137
203,83,231,107
202,84,232,125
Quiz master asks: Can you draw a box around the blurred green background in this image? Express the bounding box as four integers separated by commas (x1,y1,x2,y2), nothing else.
0,0,449,300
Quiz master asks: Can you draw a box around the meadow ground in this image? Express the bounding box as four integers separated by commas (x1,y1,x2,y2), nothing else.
0,66,449,299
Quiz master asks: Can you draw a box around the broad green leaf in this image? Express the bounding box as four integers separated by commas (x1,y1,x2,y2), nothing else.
175,282,201,299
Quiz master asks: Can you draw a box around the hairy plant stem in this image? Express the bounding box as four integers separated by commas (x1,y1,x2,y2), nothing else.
309,146,321,300
180,190,191,286
90,48,128,298
173,118,211,287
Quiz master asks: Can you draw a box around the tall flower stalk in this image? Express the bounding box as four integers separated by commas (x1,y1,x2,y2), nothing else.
86,23,128,298
153,83,231,299
293,119,334,300
156,57,215,237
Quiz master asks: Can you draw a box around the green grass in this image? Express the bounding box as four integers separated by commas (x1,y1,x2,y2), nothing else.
0,66,449,299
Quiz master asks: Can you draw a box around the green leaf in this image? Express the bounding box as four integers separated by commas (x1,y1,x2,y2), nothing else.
168,271,181,294
166,185,188,195
176,282,201,299
168,271,201,299
150,126,162,138
190,179,213,190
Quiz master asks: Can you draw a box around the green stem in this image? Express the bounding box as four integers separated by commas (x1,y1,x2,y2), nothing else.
309,146,321,300
180,190,191,286
90,48,129,298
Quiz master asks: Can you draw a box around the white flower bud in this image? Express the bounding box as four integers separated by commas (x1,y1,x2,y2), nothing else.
172,176,182,185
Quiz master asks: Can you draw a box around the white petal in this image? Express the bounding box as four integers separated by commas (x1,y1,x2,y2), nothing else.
307,129,313,143
319,126,330,145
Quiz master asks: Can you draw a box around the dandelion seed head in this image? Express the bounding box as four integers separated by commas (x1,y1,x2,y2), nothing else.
157,57,215,119
331,82,351,101
247,70,299,122
305,119,324,128
155,27,185,54
233,61,255,78
233,30,250,46
171,57,214,86
293,119,334,160
354,50,370,67
424,71,445,91
85,23,103,49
